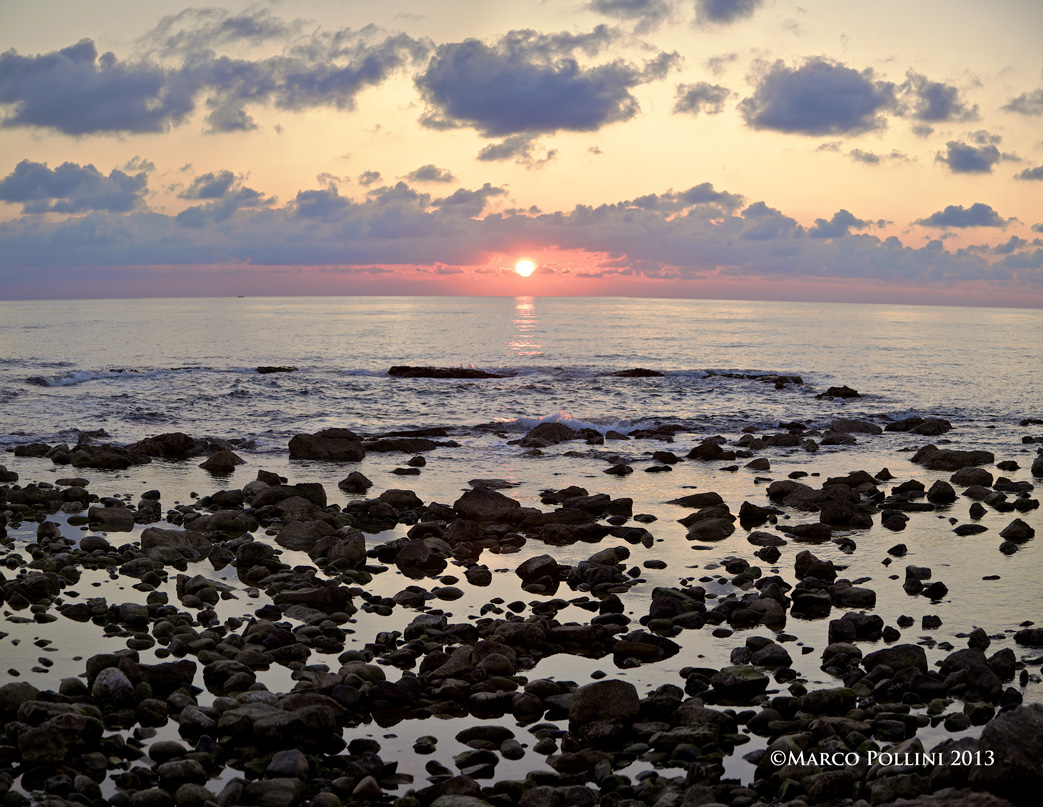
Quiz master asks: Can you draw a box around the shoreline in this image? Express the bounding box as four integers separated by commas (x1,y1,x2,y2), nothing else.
1,418,1041,807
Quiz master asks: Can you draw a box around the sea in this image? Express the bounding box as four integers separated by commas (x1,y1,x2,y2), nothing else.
1,296,1042,794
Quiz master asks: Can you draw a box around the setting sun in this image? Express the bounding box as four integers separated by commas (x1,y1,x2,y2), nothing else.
515,259,535,277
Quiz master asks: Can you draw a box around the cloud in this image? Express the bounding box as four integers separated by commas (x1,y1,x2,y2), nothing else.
0,27,429,135
406,164,456,183
1,179,1036,294
143,7,293,56
123,156,156,173
358,170,383,187
808,209,869,238
899,71,978,122
848,148,909,165
0,159,147,214
0,40,198,134
915,203,1011,228
1015,165,1043,181
416,29,679,136
1002,89,1043,116
739,58,896,135
174,169,268,227
673,82,731,115
706,53,738,76
432,183,506,217
935,138,1003,173
477,134,559,167
695,0,765,26
588,0,676,32
178,170,237,199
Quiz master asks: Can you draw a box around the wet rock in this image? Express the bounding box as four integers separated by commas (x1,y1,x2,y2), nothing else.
951,467,994,487
1014,627,1043,647
91,667,135,705
338,471,373,493
389,365,502,378
288,428,365,461
199,450,244,473
886,416,953,435
569,679,639,725
969,703,1043,806
863,644,927,673
794,550,837,582
913,445,995,471
999,518,1035,542
708,666,768,702
454,487,521,521
817,385,860,399
831,418,882,434
927,480,957,504
87,504,135,532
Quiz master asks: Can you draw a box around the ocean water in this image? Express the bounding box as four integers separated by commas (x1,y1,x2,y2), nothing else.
2,296,1041,448
1,296,1042,794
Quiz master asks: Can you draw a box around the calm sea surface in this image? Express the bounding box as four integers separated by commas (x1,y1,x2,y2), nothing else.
2,296,1041,448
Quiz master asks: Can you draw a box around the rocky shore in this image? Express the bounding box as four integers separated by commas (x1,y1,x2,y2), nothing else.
1,414,1042,807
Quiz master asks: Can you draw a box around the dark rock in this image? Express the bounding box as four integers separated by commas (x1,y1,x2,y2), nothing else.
389,366,503,378
288,428,365,461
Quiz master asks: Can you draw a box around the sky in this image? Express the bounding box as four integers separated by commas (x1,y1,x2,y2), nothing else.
1,0,1042,305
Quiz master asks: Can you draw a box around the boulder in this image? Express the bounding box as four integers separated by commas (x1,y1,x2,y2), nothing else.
454,487,521,521
288,428,365,461
913,445,994,471
969,703,1043,806
199,450,245,473
568,680,640,725
87,505,135,532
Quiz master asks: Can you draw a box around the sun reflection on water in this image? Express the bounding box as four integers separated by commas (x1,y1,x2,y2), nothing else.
506,296,544,358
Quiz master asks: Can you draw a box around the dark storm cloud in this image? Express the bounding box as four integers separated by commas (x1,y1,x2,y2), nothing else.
899,71,978,123
915,203,1010,228
0,159,147,214
0,28,429,135
673,82,731,115
1002,89,1043,116
1015,165,1043,181
406,164,456,183
739,59,896,136
588,0,676,32
416,29,679,136
808,209,869,238
695,0,765,25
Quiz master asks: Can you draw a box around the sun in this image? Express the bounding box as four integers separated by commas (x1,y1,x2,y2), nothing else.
515,259,536,277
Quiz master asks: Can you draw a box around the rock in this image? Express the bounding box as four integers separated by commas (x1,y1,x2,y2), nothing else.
912,445,995,471
999,518,1035,542
794,550,836,582
87,505,135,532
687,518,735,541
1014,627,1043,647
516,554,560,583
91,667,135,705
927,480,957,504
568,680,640,725
288,428,365,461
709,666,769,702
970,703,1043,806
338,471,373,493
667,491,725,508
257,366,298,373
862,644,927,673
389,366,503,378
199,450,245,473
454,487,521,521
817,385,860,399
951,467,994,487
830,418,882,434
